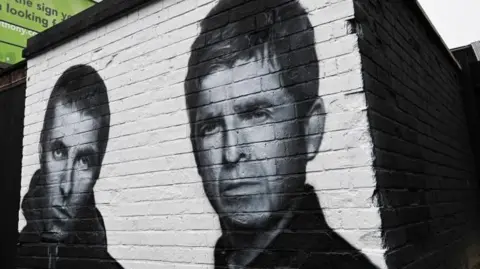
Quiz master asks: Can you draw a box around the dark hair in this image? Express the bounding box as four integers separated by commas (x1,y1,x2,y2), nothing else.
184,0,319,135
39,64,110,176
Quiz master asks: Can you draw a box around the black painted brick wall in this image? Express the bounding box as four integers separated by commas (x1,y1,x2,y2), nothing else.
354,1,479,269
0,64,26,269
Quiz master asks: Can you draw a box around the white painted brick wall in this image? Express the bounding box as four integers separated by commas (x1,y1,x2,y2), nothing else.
19,0,387,268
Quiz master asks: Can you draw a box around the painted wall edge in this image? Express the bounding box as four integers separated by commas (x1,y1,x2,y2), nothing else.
22,0,158,59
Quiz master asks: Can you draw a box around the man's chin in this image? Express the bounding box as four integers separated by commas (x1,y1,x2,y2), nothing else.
221,212,272,230
41,230,68,242
216,197,276,228
42,222,71,242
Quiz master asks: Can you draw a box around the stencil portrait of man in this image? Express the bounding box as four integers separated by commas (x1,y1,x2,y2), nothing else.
17,64,123,269
184,0,379,268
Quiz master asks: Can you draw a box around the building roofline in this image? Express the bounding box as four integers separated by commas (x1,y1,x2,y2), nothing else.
451,44,472,52
24,0,464,72
412,0,462,70
23,0,157,59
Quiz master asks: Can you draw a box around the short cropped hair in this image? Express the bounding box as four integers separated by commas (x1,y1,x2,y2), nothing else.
39,64,110,174
184,0,319,134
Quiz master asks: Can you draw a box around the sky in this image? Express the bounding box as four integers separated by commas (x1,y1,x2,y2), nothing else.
417,0,480,49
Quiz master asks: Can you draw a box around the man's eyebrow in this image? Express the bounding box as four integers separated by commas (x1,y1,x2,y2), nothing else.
233,97,274,113
196,109,220,122
76,145,98,159
49,139,66,149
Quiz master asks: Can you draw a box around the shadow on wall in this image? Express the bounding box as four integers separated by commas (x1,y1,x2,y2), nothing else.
16,64,123,269
353,0,480,268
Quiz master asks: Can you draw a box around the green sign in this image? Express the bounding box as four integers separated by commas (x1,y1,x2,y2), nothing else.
0,20,36,46
0,0,96,64
0,41,22,63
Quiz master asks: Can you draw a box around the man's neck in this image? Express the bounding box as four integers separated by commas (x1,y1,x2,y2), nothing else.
223,198,302,269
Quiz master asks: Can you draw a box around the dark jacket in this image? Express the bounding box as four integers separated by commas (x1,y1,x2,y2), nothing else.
214,184,379,269
16,170,123,269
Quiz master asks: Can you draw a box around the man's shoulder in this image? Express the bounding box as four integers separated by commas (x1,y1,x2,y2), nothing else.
16,243,125,269
97,254,125,269
285,185,380,268
299,251,379,269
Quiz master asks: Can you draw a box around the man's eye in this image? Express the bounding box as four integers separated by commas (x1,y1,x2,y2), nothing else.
52,148,66,160
244,109,270,123
78,156,91,169
200,122,221,136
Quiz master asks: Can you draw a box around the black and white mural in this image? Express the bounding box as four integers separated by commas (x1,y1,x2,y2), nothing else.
184,0,379,268
17,0,384,268
17,64,123,269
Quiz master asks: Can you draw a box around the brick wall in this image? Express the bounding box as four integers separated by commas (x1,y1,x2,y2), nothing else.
17,0,386,268
354,0,479,269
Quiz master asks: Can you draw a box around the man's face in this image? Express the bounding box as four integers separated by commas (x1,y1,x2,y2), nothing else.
194,57,307,229
41,103,101,240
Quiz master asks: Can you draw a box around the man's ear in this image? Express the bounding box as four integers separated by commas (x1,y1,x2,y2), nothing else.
303,98,325,161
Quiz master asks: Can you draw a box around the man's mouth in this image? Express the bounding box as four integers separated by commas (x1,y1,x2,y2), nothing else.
220,180,261,197
42,206,74,241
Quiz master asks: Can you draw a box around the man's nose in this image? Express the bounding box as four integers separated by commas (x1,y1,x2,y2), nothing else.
59,158,74,199
223,129,243,164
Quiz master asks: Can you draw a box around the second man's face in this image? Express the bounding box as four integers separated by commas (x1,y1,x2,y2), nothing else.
194,57,307,228
42,103,101,240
